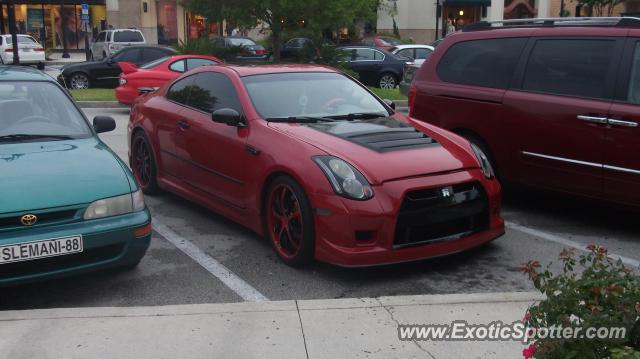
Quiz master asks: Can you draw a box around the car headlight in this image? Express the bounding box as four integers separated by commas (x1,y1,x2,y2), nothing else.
84,189,146,220
313,156,374,200
470,143,494,179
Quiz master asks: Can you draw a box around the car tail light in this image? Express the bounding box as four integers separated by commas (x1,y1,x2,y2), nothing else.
4,48,12,52
119,77,127,86
255,49,266,55
34,47,44,52
408,84,417,114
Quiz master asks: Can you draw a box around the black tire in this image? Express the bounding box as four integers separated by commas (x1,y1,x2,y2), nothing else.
264,175,315,267
131,131,161,195
462,133,500,180
378,72,397,89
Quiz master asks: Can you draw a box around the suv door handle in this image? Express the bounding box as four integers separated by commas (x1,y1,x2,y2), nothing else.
177,120,190,129
607,118,638,128
577,115,608,124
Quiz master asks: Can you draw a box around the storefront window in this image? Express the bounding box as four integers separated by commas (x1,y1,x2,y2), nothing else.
157,0,178,45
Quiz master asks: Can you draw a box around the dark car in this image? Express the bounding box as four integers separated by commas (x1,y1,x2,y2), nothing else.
409,17,640,208
338,46,407,89
212,36,268,63
58,46,176,89
280,38,319,60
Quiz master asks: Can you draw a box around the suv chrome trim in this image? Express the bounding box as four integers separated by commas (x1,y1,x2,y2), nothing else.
522,151,640,175
465,17,640,31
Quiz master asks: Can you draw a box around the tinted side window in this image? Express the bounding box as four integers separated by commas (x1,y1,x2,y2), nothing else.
374,50,385,61
397,49,413,58
167,76,194,105
351,49,374,61
106,32,111,41
112,48,140,62
114,30,144,42
143,48,169,62
169,60,186,72
187,58,218,70
437,38,527,89
628,42,640,104
523,39,615,100
416,48,432,60
188,73,242,113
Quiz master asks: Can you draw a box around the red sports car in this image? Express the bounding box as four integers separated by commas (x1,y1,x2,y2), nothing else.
115,54,221,105
128,65,504,266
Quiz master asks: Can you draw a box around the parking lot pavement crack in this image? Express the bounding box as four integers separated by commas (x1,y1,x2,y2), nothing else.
375,298,436,358
295,300,311,359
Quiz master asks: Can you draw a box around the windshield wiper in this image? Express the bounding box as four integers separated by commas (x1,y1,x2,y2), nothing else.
265,116,336,123
325,112,387,121
0,134,74,142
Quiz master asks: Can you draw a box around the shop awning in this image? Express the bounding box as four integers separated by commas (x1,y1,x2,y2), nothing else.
444,0,491,6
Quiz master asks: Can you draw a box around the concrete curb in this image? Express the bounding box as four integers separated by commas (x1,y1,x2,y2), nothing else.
0,291,542,321
77,101,128,109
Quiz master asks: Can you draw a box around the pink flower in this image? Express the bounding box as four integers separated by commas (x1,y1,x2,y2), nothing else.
523,344,535,359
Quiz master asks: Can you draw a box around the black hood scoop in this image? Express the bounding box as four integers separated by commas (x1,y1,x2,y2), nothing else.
306,117,439,153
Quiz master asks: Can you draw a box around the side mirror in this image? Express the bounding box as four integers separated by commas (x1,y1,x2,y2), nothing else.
383,99,396,110
93,116,116,133
212,108,245,127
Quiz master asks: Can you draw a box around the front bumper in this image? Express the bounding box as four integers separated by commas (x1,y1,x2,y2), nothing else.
311,170,504,266
0,209,151,286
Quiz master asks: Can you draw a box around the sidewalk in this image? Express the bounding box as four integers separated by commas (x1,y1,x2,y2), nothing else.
0,292,541,359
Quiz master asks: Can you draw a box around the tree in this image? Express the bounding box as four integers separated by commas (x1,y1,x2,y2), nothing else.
578,0,625,16
181,0,378,61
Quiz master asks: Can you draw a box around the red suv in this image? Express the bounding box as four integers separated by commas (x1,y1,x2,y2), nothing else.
409,17,640,207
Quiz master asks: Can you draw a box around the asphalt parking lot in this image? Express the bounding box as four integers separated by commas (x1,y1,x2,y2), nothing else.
2,107,639,310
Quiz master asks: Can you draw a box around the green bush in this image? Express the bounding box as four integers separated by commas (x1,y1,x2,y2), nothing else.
175,38,214,55
521,245,640,358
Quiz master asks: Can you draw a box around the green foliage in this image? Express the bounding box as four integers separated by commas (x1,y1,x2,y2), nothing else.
175,38,214,55
521,246,640,358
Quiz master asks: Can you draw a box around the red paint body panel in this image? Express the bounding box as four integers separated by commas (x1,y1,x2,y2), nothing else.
129,65,505,266
409,25,640,207
115,55,221,105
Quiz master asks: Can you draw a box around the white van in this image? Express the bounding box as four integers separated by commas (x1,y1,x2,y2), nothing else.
91,29,146,61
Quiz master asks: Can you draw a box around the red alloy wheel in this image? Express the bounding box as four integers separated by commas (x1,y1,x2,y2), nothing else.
132,136,152,188
267,183,304,261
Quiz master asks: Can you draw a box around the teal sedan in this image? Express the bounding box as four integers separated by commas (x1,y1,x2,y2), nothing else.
0,66,151,286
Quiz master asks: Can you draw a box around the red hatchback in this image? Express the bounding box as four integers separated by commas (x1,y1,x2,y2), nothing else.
409,17,640,207
115,54,221,105
128,65,504,266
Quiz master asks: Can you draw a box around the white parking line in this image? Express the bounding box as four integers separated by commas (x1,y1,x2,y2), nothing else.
153,219,269,302
506,221,640,268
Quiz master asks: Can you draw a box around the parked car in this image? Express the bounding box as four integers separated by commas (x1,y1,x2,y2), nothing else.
0,66,151,286
354,36,403,51
280,38,319,60
389,44,435,67
115,54,221,105
338,46,407,89
0,34,45,70
409,17,640,207
212,36,268,63
128,64,504,267
91,28,146,61
58,46,176,89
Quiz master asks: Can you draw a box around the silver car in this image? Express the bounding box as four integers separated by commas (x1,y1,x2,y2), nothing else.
91,29,146,61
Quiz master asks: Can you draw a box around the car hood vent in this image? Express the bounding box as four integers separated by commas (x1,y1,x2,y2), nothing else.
306,117,439,153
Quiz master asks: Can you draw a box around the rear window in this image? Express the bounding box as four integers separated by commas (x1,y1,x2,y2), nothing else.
114,30,144,43
437,38,527,89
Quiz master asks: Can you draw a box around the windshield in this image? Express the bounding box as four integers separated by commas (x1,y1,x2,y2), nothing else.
379,37,402,46
242,72,389,119
140,56,170,69
228,38,256,47
0,82,92,141
4,36,37,44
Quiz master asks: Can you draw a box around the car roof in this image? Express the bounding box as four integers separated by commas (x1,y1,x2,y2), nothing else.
0,66,56,82
213,64,337,77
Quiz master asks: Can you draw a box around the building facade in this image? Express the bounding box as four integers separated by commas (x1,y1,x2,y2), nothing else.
377,0,631,44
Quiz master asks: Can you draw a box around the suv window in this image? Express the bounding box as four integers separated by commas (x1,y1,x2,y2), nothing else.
167,76,194,104
416,48,432,60
437,38,527,89
397,49,413,58
114,30,144,43
106,32,111,42
628,42,640,104
188,72,242,113
522,39,616,100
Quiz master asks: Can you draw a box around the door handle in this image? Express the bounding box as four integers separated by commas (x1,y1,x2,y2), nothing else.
577,115,608,124
177,120,190,129
607,118,638,128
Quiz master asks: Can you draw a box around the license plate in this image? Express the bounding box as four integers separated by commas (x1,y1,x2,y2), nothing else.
0,236,83,265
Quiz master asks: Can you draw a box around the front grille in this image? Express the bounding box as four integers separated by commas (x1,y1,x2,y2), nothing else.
0,210,79,230
394,182,489,248
0,244,125,280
